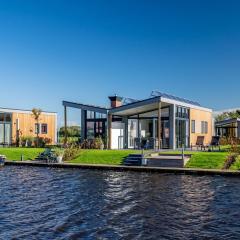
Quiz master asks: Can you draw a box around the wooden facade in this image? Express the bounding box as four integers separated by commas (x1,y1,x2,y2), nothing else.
0,108,57,145
190,108,212,146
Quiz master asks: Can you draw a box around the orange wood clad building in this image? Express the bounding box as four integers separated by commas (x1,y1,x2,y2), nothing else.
0,107,57,145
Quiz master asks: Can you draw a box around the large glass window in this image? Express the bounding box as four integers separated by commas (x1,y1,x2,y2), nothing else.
176,119,189,148
87,111,95,119
176,106,189,119
0,113,12,145
86,122,95,139
175,106,190,148
0,113,4,122
86,120,106,140
5,114,11,122
0,124,4,143
4,124,11,144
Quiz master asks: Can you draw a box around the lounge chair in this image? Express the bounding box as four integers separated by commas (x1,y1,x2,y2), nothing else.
134,138,141,149
208,136,221,151
35,148,57,162
191,136,206,151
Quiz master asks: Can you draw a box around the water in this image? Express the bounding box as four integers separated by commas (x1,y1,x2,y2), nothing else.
0,166,240,240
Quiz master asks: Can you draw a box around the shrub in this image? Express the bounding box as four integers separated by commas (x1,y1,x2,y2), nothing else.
223,153,238,170
63,146,80,161
80,138,104,149
34,137,52,148
220,137,240,146
20,136,34,147
91,137,104,149
54,148,65,157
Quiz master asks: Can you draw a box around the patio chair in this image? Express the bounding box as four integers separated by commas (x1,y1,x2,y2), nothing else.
191,136,206,151
148,137,156,150
36,148,57,162
134,138,141,149
208,136,221,151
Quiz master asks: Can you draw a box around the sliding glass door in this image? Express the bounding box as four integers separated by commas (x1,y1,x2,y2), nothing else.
4,123,11,144
0,113,12,145
175,106,190,148
0,124,4,144
175,119,189,148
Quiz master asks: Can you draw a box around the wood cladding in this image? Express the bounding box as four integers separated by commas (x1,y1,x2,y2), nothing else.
12,112,56,144
190,109,212,145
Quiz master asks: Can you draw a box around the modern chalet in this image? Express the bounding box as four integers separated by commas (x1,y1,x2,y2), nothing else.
63,91,212,149
0,107,57,146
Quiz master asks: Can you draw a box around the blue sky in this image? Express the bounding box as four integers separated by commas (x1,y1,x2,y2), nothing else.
0,0,239,126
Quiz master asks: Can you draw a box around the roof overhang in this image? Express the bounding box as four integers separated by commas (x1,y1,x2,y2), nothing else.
109,97,168,117
161,97,212,112
63,101,108,114
215,118,240,127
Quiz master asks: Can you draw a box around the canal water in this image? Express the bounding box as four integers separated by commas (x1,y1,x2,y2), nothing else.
0,166,240,239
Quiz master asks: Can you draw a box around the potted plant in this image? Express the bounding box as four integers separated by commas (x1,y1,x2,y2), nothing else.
54,148,64,163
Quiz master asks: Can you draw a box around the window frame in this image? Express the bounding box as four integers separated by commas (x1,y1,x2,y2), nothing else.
191,120,196,134
41,123,48,134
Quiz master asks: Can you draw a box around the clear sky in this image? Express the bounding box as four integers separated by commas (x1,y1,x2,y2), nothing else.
0,0,240,126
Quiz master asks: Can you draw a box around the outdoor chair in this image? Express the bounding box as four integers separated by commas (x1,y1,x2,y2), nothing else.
36,148,57,162
134,138,141,149
208,136,221,151
141,138,148,149
191,136,206,151
148,137,156,150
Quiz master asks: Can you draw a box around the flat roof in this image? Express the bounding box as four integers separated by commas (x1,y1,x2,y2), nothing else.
215,118,240,126
63,91,212,115
0,107,57,115
150,91,201,107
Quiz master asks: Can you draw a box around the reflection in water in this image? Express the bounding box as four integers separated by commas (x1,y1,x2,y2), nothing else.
0,166,240,239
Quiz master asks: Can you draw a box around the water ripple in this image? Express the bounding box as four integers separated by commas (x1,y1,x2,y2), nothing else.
0,166,240,239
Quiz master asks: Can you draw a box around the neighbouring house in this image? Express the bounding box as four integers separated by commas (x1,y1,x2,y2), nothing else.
215,118,240,139
0,107,57,146
213,108,240,139
63,91,212,149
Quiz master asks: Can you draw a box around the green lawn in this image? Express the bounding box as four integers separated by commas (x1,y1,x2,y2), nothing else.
185,152,228,169
230,156,240,170
160,151,228,169
0,148,44,161
69,149,142,165
0,147,230,170
69,149,228,169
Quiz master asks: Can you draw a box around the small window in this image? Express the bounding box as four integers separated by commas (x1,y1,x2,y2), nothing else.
205,122,208,134
201,121,208,134
41,124,48,134
191,120,196,133
35,123,40,134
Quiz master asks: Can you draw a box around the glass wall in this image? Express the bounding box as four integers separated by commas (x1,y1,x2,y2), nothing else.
86,110,106,141
175,106,189,148
0,112,12,145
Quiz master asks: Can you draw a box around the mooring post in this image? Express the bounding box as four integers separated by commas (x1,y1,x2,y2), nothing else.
21,154,24,161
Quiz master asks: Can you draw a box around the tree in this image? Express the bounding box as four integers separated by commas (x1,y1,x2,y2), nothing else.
59,126,81,137
215,110,240,122
32,108,42,147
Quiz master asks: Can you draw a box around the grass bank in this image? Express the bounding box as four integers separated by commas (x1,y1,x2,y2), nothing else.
69,149,142,165
0,148,44,161
185,152,228,169
0,147,230,170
